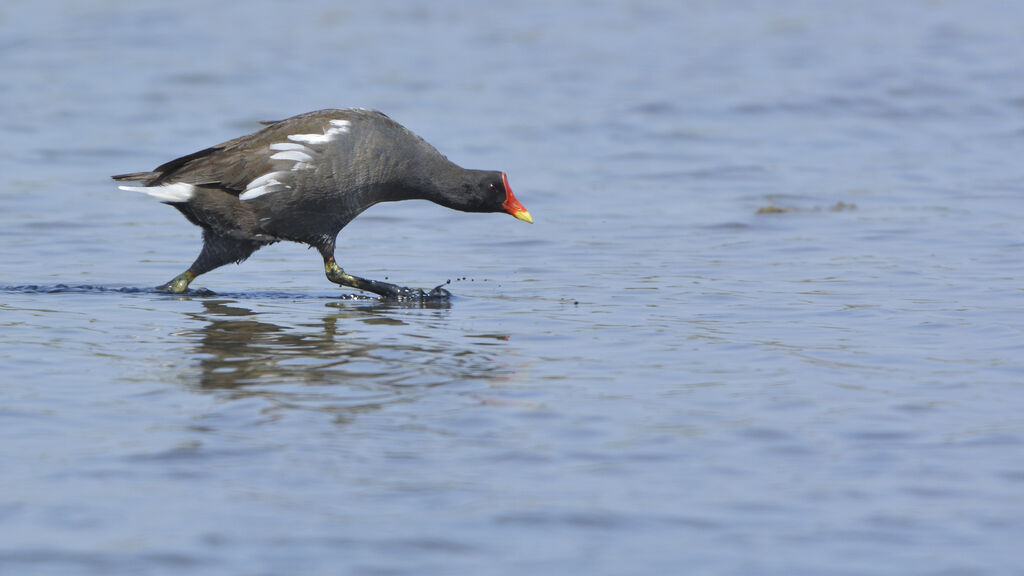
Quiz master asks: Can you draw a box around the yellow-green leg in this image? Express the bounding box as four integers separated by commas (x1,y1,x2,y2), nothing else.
157,270,196,293
324,256,449,300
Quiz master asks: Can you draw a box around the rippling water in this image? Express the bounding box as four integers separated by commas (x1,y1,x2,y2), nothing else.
3,1,1024,574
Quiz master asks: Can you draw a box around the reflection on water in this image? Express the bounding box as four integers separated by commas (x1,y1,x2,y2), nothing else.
178,299,515,415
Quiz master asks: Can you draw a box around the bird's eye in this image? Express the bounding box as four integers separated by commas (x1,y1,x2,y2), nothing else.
489,184,498,193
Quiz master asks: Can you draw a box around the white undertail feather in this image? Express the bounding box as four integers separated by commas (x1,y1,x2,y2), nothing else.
119,182,195,202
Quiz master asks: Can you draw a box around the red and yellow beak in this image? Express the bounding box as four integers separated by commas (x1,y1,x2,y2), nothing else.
500,172,533,223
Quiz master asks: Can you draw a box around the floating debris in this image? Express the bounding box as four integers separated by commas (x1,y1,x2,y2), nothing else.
756,201,857,214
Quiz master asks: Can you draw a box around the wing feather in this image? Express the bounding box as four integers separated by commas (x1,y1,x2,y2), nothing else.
112,109,362,198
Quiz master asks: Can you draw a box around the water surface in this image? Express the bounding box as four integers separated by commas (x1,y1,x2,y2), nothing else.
2,1,1024,574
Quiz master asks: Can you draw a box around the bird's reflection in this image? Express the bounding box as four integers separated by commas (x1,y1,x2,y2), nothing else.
177,298,514,419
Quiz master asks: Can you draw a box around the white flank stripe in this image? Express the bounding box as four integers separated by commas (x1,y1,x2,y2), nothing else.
240,170,291,201
270,150,314,163
288,133,331,144
239,184,280,200
269,142,314,152
247,171,289,189
287,118,351,145
119,182,195,202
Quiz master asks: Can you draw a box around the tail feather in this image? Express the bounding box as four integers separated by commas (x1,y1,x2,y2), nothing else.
112,171,159,183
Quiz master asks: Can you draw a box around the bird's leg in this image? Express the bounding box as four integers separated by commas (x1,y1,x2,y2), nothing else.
323,255,449,300
323,255,412,298
157,269,196,293
155,231,263,293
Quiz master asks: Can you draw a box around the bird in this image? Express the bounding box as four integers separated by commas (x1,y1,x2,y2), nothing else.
113,108,532,299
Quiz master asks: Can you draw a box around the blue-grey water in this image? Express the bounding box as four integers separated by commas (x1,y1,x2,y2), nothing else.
3,1,1024,574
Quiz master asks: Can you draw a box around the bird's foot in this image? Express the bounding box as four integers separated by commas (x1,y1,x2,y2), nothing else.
428,284,453,300
385,284,451,302
156,270,195,294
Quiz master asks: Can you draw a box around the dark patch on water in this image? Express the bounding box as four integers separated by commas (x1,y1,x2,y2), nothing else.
0,284,457,309
1,284,155,294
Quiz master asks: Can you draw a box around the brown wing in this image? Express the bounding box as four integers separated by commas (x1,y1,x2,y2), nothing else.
112,109,363,195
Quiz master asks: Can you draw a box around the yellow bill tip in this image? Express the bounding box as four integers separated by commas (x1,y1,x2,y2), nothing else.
512,209,533,224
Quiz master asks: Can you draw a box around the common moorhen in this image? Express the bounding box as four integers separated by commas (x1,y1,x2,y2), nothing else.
114,108,532,299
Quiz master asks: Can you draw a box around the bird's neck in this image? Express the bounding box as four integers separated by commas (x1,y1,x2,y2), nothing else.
373,155,469,205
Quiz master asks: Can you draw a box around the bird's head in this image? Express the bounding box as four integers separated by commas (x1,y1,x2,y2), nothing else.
444,170,532,223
